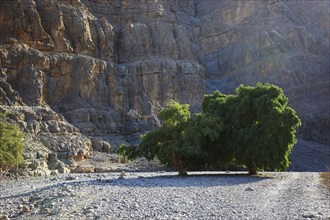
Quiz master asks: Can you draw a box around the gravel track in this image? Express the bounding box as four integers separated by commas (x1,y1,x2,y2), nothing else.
1,172,329,220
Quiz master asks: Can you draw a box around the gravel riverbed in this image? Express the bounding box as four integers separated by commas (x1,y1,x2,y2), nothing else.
1,171,329,220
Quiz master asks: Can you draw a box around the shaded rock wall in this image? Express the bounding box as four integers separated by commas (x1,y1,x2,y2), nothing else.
0,0,329,173
194,0,329,144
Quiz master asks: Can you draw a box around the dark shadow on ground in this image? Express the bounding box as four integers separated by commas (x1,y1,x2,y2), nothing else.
106,173,272,188
0,173,272,200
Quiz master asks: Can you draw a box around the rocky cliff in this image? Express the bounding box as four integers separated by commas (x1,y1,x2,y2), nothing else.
0,0,329,174
195,0,329,144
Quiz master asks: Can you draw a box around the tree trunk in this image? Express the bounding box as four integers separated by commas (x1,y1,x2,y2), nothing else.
172,154,187,176
246,162,257,175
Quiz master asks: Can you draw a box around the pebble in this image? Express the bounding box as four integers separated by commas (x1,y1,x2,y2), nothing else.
84,208,95,214
42,208,50,214
302,213,317,218
245,187,254,191
133,202,139,209
0,172,329,219
65,176,76,181
0,214,10,220
118,171,126,179
22,205,30,213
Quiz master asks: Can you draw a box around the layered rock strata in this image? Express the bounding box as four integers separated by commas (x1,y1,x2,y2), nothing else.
0,0,206,173
0,0,329,174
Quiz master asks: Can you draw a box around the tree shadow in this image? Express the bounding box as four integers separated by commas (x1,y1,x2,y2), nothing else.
106,172,272,188
0,172,272,200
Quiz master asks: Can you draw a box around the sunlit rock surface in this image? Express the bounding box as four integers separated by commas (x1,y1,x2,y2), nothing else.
0,0,328,174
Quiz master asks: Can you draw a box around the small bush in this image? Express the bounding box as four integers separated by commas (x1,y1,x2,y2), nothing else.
0,113,25,171
117,144,137,162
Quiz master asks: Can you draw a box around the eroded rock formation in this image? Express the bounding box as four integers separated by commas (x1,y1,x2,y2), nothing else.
0,0,329,174
195,0,330,144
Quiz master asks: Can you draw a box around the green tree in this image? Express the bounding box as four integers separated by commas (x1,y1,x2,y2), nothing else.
139,101,204,174
118,101,209,175
203,83,301,174
201,92,237,168
0,113,25,171
119,83,301,175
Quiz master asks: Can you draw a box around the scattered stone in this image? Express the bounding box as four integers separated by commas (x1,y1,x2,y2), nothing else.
0,214,10,220
118,171,126,179
48,153,70,174
84,208,95,214
42,208,51,214
28,196,40,203
21,198,28,203
29,204,35,210
72,166,94,173
94,167,112,173
66,158,76,167
245,187,254,192
302,213,317,218
133,202,139,209
65,176,77,181
50,170,59,176
22,205,30,213
0,171,329,219
102,142,112,153
61,185,73,192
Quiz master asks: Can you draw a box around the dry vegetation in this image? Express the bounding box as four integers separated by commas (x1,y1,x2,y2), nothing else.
320,171,330,192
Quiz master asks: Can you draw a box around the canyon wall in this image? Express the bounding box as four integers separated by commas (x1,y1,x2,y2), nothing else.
195,0,329,143
0,0,329,174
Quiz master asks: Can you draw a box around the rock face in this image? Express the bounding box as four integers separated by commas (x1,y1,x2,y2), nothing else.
194,0,329,144
0,0,329,173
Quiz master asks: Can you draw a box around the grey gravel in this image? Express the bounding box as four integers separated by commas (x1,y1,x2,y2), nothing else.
0,172,329,219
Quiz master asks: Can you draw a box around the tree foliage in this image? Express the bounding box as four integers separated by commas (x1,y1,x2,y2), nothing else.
203,83,301,174
0,113,25,171
118,83,301,175
135,101,204,173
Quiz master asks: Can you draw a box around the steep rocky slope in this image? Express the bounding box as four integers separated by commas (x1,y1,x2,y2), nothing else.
0,0,329,174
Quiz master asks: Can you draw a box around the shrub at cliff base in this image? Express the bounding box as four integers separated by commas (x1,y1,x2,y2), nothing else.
118,83,301,175
0,113,25,172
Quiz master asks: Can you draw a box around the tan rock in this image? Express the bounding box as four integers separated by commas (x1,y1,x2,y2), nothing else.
71,165,95,173
0,0,328,176
94,167,112,173
22,205,30,213
0,214,10,220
